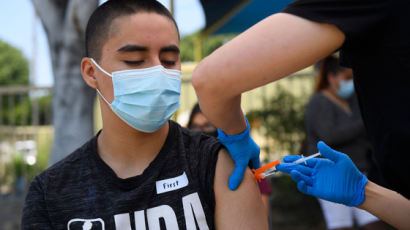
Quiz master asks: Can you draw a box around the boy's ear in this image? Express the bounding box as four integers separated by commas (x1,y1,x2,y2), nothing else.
81,57,98,89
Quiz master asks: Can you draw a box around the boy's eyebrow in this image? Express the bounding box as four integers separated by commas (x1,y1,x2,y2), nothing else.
160,45,180,54
117,44,148,52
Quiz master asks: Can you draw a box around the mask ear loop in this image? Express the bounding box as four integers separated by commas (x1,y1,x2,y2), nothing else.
90,58,112,77
96,89,111,106
90,58,113,105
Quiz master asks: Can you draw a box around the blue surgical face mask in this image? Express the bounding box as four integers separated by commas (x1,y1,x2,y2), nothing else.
91,58,181,133
337,79,354,99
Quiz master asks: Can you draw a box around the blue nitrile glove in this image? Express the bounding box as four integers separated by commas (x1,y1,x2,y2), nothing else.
276,141,368,206
217,117,261,190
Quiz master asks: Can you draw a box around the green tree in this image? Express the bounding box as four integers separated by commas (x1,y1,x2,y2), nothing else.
180,32,236,62
0,39,29,86
11,94,52,126
247,85,308,157
0,40,31,125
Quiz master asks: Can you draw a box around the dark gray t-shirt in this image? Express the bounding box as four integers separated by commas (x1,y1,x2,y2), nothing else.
305,93,369,171
22,121,222,230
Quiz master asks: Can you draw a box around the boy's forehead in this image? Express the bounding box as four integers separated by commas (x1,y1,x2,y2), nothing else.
107,12,179,46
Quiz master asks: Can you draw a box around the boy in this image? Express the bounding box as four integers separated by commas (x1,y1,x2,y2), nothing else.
22,0,267,229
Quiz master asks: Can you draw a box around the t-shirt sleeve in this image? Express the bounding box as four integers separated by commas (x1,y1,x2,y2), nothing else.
282,0,389,45
22,175,53,230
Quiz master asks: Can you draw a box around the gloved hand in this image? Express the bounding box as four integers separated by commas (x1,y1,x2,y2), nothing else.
217,117,260,190
276,141,368,206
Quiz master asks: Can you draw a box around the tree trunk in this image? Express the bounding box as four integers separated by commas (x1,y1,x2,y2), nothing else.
32,0,99,165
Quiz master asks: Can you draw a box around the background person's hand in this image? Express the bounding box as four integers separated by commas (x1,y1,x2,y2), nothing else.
276,141,368,206
217,117,260,190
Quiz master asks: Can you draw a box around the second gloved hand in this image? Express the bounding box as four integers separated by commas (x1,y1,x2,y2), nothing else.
276,141,368,206
217,117,260,190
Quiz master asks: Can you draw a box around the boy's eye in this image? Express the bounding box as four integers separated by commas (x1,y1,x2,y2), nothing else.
124,60,143,65
161,60,176,66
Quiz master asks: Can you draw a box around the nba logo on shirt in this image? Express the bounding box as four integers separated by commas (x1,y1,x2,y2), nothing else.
67,218,105,230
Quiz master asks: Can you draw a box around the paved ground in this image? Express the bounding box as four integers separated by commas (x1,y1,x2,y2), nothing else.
0,199,23,230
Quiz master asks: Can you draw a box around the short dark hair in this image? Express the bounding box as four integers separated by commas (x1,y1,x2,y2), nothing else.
85,0,179,61
187,103,201,129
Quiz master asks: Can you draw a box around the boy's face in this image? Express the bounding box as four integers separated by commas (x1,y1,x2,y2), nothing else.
83,12,180,103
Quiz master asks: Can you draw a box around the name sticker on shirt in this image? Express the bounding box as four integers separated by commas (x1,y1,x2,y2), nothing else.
156,172,189,194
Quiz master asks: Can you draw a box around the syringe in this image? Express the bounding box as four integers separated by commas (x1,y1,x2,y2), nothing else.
252,152,321,181
293,152,321,164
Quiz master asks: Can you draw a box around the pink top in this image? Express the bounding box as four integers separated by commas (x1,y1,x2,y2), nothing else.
258,178,272,195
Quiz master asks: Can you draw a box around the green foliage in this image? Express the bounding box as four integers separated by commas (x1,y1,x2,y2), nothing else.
247,85,308,156
1,131,52,193
1,95,52,126
38,94,52,125
180,32,236,62
2,154,36,194
0,39,34,126
11,155,25,178
35,129,53,175
0,39,29,86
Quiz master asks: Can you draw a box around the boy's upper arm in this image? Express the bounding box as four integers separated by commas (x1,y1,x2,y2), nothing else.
22,176,53,229
214,148,268,230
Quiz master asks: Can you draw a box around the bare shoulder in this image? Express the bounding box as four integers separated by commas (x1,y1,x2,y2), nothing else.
214,148,268,230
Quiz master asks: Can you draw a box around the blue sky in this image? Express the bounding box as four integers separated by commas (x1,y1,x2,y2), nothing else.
0,0,205,86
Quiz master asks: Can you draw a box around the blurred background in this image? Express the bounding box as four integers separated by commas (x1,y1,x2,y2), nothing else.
0,0,330,229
